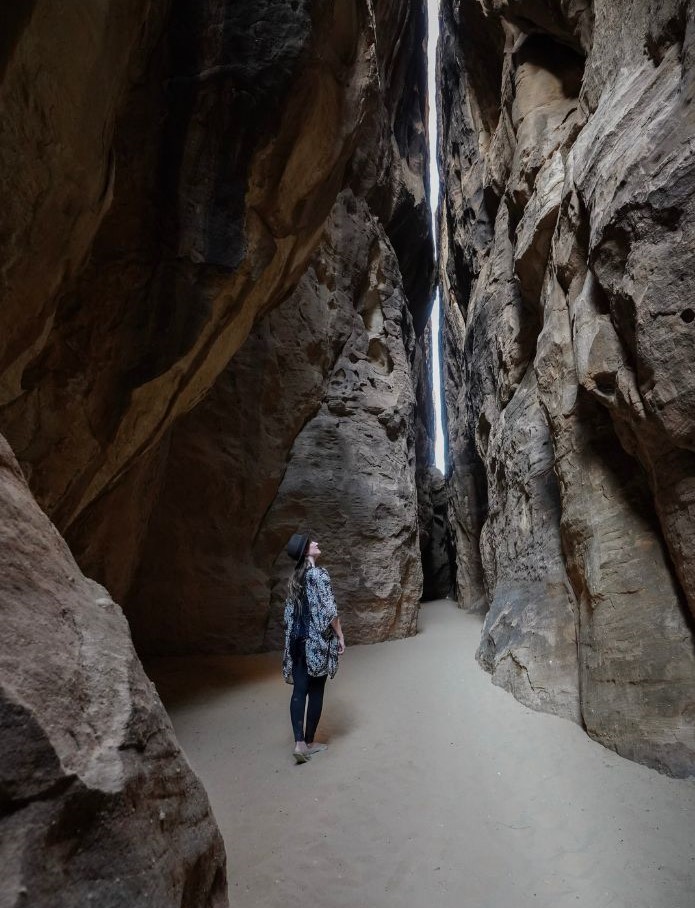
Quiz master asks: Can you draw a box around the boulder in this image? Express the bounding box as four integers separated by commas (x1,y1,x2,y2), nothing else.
0,435,226,906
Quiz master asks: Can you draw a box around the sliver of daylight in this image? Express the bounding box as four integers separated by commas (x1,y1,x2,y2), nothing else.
426,0,445,471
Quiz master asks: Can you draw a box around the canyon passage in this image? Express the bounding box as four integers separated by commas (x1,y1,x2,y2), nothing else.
2,0,695,906
150,601,695,908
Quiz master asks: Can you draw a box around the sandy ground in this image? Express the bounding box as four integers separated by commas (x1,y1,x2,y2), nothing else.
148,600,695,908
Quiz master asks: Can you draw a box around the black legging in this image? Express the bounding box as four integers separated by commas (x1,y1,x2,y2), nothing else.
290,642,328,743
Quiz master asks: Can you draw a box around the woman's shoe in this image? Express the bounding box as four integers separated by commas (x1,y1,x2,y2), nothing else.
306,742,328,755
293,747,311,764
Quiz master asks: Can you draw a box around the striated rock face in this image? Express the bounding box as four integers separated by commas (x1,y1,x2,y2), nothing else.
0,0,429,536
0,0,434,901
63,0,434,654
418,465,454,601
0,435,226,906
126,189,427,653
0,0,433,639
440,0,695,775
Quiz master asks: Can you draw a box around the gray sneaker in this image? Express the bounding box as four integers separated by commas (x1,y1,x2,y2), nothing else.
293,748,311,764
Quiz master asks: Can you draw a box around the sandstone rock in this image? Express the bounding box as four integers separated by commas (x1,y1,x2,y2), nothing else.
440,0,695,774
0,0,392,534
0,2,435,901
439,235,488,613
0,0,168,409
62,1,435,656
0,434,226,906
0,0,434,647
481,0,593,51
514,149,565,303
418,465,455,601
414,319,454,601
124,191,426,653
569,41,695,623
477,366,581,723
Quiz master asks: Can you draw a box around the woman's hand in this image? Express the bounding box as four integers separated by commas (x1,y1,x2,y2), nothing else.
331,616,345,654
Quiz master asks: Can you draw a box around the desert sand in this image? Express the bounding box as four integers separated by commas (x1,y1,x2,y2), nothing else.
148,600,695,908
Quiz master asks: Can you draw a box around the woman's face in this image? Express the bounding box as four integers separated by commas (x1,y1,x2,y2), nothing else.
308,540,321,559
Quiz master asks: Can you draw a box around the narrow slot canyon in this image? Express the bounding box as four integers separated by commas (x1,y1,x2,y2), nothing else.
150,602,695,908
2,1,695,906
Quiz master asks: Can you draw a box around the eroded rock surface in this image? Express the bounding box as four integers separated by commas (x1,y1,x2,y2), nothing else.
61,0,435,654
0,0,435,901
1,0,426,536
440,0,695,774
0,435,227,906
0,0,434,638
126,191,427,653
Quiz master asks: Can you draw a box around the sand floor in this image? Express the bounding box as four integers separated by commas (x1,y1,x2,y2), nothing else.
148,600,695,908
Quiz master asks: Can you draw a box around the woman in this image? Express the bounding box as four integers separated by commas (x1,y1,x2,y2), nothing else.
283,531,345,764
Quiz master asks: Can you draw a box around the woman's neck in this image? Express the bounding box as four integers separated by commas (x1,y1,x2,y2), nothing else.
307,556,316,567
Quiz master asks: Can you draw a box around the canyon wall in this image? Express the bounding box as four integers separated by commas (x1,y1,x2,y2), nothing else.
1,0,433,902
127,187,430,654
0,435,227,907
440,0,695,776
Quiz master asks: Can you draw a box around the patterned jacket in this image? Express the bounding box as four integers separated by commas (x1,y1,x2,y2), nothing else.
283,565,340,682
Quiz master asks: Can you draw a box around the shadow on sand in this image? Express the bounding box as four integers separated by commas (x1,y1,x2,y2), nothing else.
144,649,282,710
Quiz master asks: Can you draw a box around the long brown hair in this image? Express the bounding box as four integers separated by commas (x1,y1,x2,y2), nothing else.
287,555,310,604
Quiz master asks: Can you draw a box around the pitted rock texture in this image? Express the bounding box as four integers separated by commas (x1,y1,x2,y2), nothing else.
418,465,455,601
440,0,695,775
58,0,434,654
0,435,227,907
125,191,426,653
0,0,434,901
0,0,433,642
1,0,430,537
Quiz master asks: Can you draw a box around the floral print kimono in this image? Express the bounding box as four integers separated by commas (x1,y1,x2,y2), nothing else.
283,566,340,683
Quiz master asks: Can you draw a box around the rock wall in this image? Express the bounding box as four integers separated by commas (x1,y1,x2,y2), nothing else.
61,0,434,654
126,189,428,653
420,465,455,600
0,0,435,633
1,0,434,901
1,0,432,536
0,435,226,906
440,0,695,775
415,320,455,602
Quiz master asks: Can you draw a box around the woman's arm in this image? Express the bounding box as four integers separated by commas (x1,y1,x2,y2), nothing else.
330,616,345,654
307,568,344,653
